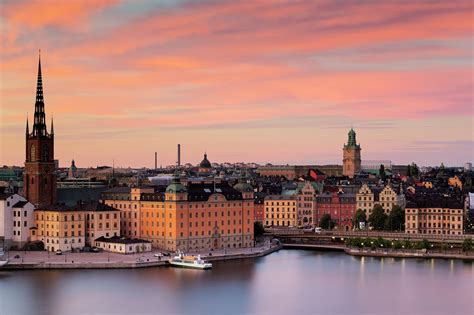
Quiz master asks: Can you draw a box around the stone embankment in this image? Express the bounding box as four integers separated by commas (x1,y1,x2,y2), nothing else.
1,244,281,270
282,243,474,261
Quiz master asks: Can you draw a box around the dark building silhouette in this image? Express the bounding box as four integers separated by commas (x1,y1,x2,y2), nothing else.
23,52,57,207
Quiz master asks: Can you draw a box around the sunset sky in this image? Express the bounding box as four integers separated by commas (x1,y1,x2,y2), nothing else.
1,0,473,168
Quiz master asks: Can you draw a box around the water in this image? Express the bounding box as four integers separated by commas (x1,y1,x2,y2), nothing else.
1,250,473,315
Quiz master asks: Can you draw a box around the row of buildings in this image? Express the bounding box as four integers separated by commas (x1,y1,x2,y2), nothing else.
261,182,406,231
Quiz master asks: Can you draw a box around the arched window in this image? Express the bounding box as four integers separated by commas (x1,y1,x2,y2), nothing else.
31,177,34,184
42,145,49,161
30,145,36,161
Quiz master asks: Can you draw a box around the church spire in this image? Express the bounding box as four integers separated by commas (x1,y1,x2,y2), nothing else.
26,115,29,135
51,115,54,135
32,49,47,137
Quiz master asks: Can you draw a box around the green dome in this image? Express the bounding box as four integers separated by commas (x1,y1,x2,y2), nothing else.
166,173,187,193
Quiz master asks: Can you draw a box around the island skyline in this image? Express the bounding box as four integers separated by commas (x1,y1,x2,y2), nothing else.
1,0,472,167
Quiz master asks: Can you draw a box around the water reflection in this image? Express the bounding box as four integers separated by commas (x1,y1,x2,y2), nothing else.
0,250,473,315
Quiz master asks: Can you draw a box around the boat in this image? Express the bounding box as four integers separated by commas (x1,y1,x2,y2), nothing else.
168,253,212,270
0,260,8,267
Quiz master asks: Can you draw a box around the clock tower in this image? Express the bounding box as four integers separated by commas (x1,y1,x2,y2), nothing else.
24,52,57,207
342,128,361,178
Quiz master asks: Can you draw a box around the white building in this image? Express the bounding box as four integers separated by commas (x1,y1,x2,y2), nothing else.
0,194,35,249
94,236,152,254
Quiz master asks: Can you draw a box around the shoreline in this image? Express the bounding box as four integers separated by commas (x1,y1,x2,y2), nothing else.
282,243,474,261
1,244,282,271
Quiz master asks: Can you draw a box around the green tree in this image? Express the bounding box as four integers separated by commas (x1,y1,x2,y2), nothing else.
368,204,388,230
254,221,265,238
379,164,386,181
320,214,334,229
352,209,366,230
406,164,412,177
462,238,473,252
385,205,405,231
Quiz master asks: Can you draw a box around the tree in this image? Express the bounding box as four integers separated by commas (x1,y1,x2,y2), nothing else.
352,209,366,230
254,221,265,238
379,164,386,181
385,205,404,231
368,204,387,230
462,238,473,252
406,164,412,177
320,214,334,229
410,162,419,177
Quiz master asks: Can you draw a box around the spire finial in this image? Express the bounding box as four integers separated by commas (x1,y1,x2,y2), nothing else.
26,113,29,135
51,115,54,134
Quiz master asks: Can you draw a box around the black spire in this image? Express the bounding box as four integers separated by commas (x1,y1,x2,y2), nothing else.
50,115,54,135
32,50,47,137
26,115,29,134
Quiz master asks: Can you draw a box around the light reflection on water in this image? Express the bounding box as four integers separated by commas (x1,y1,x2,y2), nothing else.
0,250,472,315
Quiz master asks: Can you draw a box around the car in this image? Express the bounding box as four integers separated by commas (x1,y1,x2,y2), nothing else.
162,252,171,257
154,253,163,257
314,227,322,234
55,250,62,255
91,247,100,253
14,255,20,259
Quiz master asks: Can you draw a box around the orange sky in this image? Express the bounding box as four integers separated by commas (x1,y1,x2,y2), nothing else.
1,0,473,167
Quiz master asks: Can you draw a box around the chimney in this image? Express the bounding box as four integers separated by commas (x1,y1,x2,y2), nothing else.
177,144,181,167
155,152,157,170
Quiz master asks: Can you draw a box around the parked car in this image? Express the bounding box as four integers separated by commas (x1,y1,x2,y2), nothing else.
314,227,322,234
162,252,171,257
91,247,100,253
55,250,62,255
14,255,20,259
154,253,163,257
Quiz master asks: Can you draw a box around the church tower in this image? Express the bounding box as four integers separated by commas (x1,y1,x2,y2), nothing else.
342,128,361,178
24,52,57,207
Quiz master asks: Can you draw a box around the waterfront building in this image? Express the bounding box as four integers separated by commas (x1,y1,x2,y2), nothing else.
0,194,35,249
34,202,120,251
315,192,356,231
101,175,254,252
94,236,151,254
254,193,265,224
23,53,57,207
296,182,317,226
356,183,405,217
342,128,361,178
264,195,297,227
405,196,463,235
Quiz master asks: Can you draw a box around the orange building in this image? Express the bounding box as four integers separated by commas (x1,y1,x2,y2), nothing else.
101,175,254,252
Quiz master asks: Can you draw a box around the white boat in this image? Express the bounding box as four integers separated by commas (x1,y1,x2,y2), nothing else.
168,253,212,270
0,260,8,267
0,250,7,267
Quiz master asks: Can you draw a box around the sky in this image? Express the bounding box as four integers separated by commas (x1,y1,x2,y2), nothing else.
0,0,473,168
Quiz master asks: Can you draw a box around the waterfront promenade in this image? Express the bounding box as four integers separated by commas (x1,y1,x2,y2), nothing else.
2,244,281,270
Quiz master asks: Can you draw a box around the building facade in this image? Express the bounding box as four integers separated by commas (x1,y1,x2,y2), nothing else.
297,182,317,226
315,192,356,231
342,128,361,178
356,183,406,218
94,236,151,254
0,194,35,249
34,202,120,251
101,177,254,252
264,195,297,227
23,54,57,208
405,197,463,235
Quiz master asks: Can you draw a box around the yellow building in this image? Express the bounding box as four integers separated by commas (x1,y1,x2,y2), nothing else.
356,183,405,217
101,175,254,252
405,196,463,235
34,202,120,252
264,195,297,227
448,176,463,189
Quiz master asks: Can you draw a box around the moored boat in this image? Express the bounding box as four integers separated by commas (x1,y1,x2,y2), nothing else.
168,253,212,270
